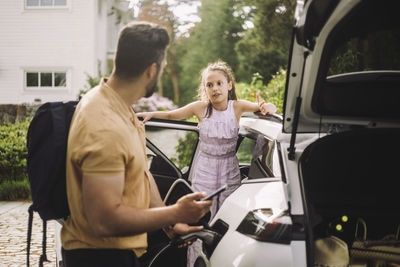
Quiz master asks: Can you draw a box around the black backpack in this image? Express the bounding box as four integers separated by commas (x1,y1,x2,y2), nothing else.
26,101,78,267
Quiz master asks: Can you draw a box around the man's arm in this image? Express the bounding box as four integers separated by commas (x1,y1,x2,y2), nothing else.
146,171,205,237
82,173,211,238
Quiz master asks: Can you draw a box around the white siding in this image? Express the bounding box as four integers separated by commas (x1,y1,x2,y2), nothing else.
95,0,111,76
0,0,99,104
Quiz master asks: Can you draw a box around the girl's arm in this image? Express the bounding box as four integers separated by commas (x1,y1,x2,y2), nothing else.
136,101,206,123
235,93,278,118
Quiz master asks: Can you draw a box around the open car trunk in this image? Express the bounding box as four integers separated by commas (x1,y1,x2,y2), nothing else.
299,128,400,265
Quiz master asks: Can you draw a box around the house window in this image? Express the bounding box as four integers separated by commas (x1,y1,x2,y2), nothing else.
25,0,68,8
25,70,68,90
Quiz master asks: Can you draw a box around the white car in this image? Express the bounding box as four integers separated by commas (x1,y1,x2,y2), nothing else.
142,0,400,266
197,0,400,266
57,0,400,266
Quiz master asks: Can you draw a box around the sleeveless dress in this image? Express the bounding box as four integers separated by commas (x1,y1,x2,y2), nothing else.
187,100,241,267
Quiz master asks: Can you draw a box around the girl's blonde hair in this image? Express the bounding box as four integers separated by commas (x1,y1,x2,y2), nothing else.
197,60,237,118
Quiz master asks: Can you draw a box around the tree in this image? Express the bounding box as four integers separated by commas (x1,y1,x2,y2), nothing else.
138,0,200,104
178,0,245,105
235,0,296,83
107,0,135,25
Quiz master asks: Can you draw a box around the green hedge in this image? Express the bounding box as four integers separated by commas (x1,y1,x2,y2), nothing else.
0,119,31,200
0,179,31,200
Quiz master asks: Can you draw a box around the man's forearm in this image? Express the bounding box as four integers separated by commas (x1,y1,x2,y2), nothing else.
82,174,210,238
95,204,179,237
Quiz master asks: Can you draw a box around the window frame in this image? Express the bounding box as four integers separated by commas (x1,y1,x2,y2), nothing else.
144,121,200,178
239,133,282,180
23,68,70,91
24,0,70,10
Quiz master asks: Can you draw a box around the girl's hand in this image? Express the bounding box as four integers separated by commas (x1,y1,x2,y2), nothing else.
136,112,152,124
257,93,278,115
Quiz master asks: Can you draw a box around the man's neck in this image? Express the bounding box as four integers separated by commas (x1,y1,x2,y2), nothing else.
106,75,145,106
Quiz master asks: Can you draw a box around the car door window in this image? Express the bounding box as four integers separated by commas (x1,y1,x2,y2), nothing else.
240,134,281,179
236,136,256,165
145,125,199,174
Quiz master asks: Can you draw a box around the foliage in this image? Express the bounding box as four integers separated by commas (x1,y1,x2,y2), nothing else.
171,131,198,170
138,0,185,102
0,180,31,201
235,0,295,83
132,93,177,112
108,0,135,25
78,60,108,99
327,29,400,76
236,68,286,114
171,68,286,171
0,119,30,184
328,46,361,76
177,0,246,105
236,138,254,163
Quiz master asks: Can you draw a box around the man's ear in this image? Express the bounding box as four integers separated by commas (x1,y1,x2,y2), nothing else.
145,63,157,80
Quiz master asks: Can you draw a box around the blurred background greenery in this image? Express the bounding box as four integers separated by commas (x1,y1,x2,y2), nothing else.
87,0,294,110
0,0,294,200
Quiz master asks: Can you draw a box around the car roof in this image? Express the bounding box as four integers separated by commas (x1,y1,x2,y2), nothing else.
284,0,400,133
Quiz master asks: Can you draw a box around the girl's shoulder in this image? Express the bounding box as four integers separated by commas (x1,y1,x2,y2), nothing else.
190,101,208,117
232,99,240,109
232,99,250,117
190,101,208,110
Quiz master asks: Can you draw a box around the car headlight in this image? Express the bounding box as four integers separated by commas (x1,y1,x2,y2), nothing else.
236,208,292,244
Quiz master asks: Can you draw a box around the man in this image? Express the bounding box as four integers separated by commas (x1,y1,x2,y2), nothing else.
61,21,212,267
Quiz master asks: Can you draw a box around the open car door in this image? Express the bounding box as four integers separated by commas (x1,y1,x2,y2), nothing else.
144,118,200,198
140,119,200,267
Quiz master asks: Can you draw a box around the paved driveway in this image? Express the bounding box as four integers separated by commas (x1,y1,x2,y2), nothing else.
0,201,56,266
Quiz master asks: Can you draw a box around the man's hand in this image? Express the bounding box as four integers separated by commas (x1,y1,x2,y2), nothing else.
174,192,212,224
174,223,204,236
164,223,205,248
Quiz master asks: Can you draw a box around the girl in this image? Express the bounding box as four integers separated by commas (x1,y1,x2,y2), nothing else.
137,60,277,266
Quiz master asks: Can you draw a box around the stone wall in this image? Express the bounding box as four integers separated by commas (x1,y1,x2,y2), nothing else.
0,104,40,123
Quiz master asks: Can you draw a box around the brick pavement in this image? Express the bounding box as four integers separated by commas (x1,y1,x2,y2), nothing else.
0,201,56,267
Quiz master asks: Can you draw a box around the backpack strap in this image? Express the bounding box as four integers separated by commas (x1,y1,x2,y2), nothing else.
27,205,34,267
39,220,48,267
27,204,50,267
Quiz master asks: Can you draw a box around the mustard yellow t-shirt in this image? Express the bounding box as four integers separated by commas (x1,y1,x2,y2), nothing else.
61,78,150,257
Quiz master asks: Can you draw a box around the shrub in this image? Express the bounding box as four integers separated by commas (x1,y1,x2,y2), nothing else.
132,93,177,112
236,68,286,114
0,179,31,200
78,60,107,99
0,119,30,184
171,131,198,170
0,119,31,200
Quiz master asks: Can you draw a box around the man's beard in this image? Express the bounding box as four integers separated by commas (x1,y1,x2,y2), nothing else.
144,67,160,98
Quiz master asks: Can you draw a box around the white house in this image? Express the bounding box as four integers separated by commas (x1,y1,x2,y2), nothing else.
0,0,132,104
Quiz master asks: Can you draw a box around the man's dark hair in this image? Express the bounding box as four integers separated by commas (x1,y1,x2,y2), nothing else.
113,21,169,80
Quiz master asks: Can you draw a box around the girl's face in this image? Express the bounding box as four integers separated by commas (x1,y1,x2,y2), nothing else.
204,70,232,106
